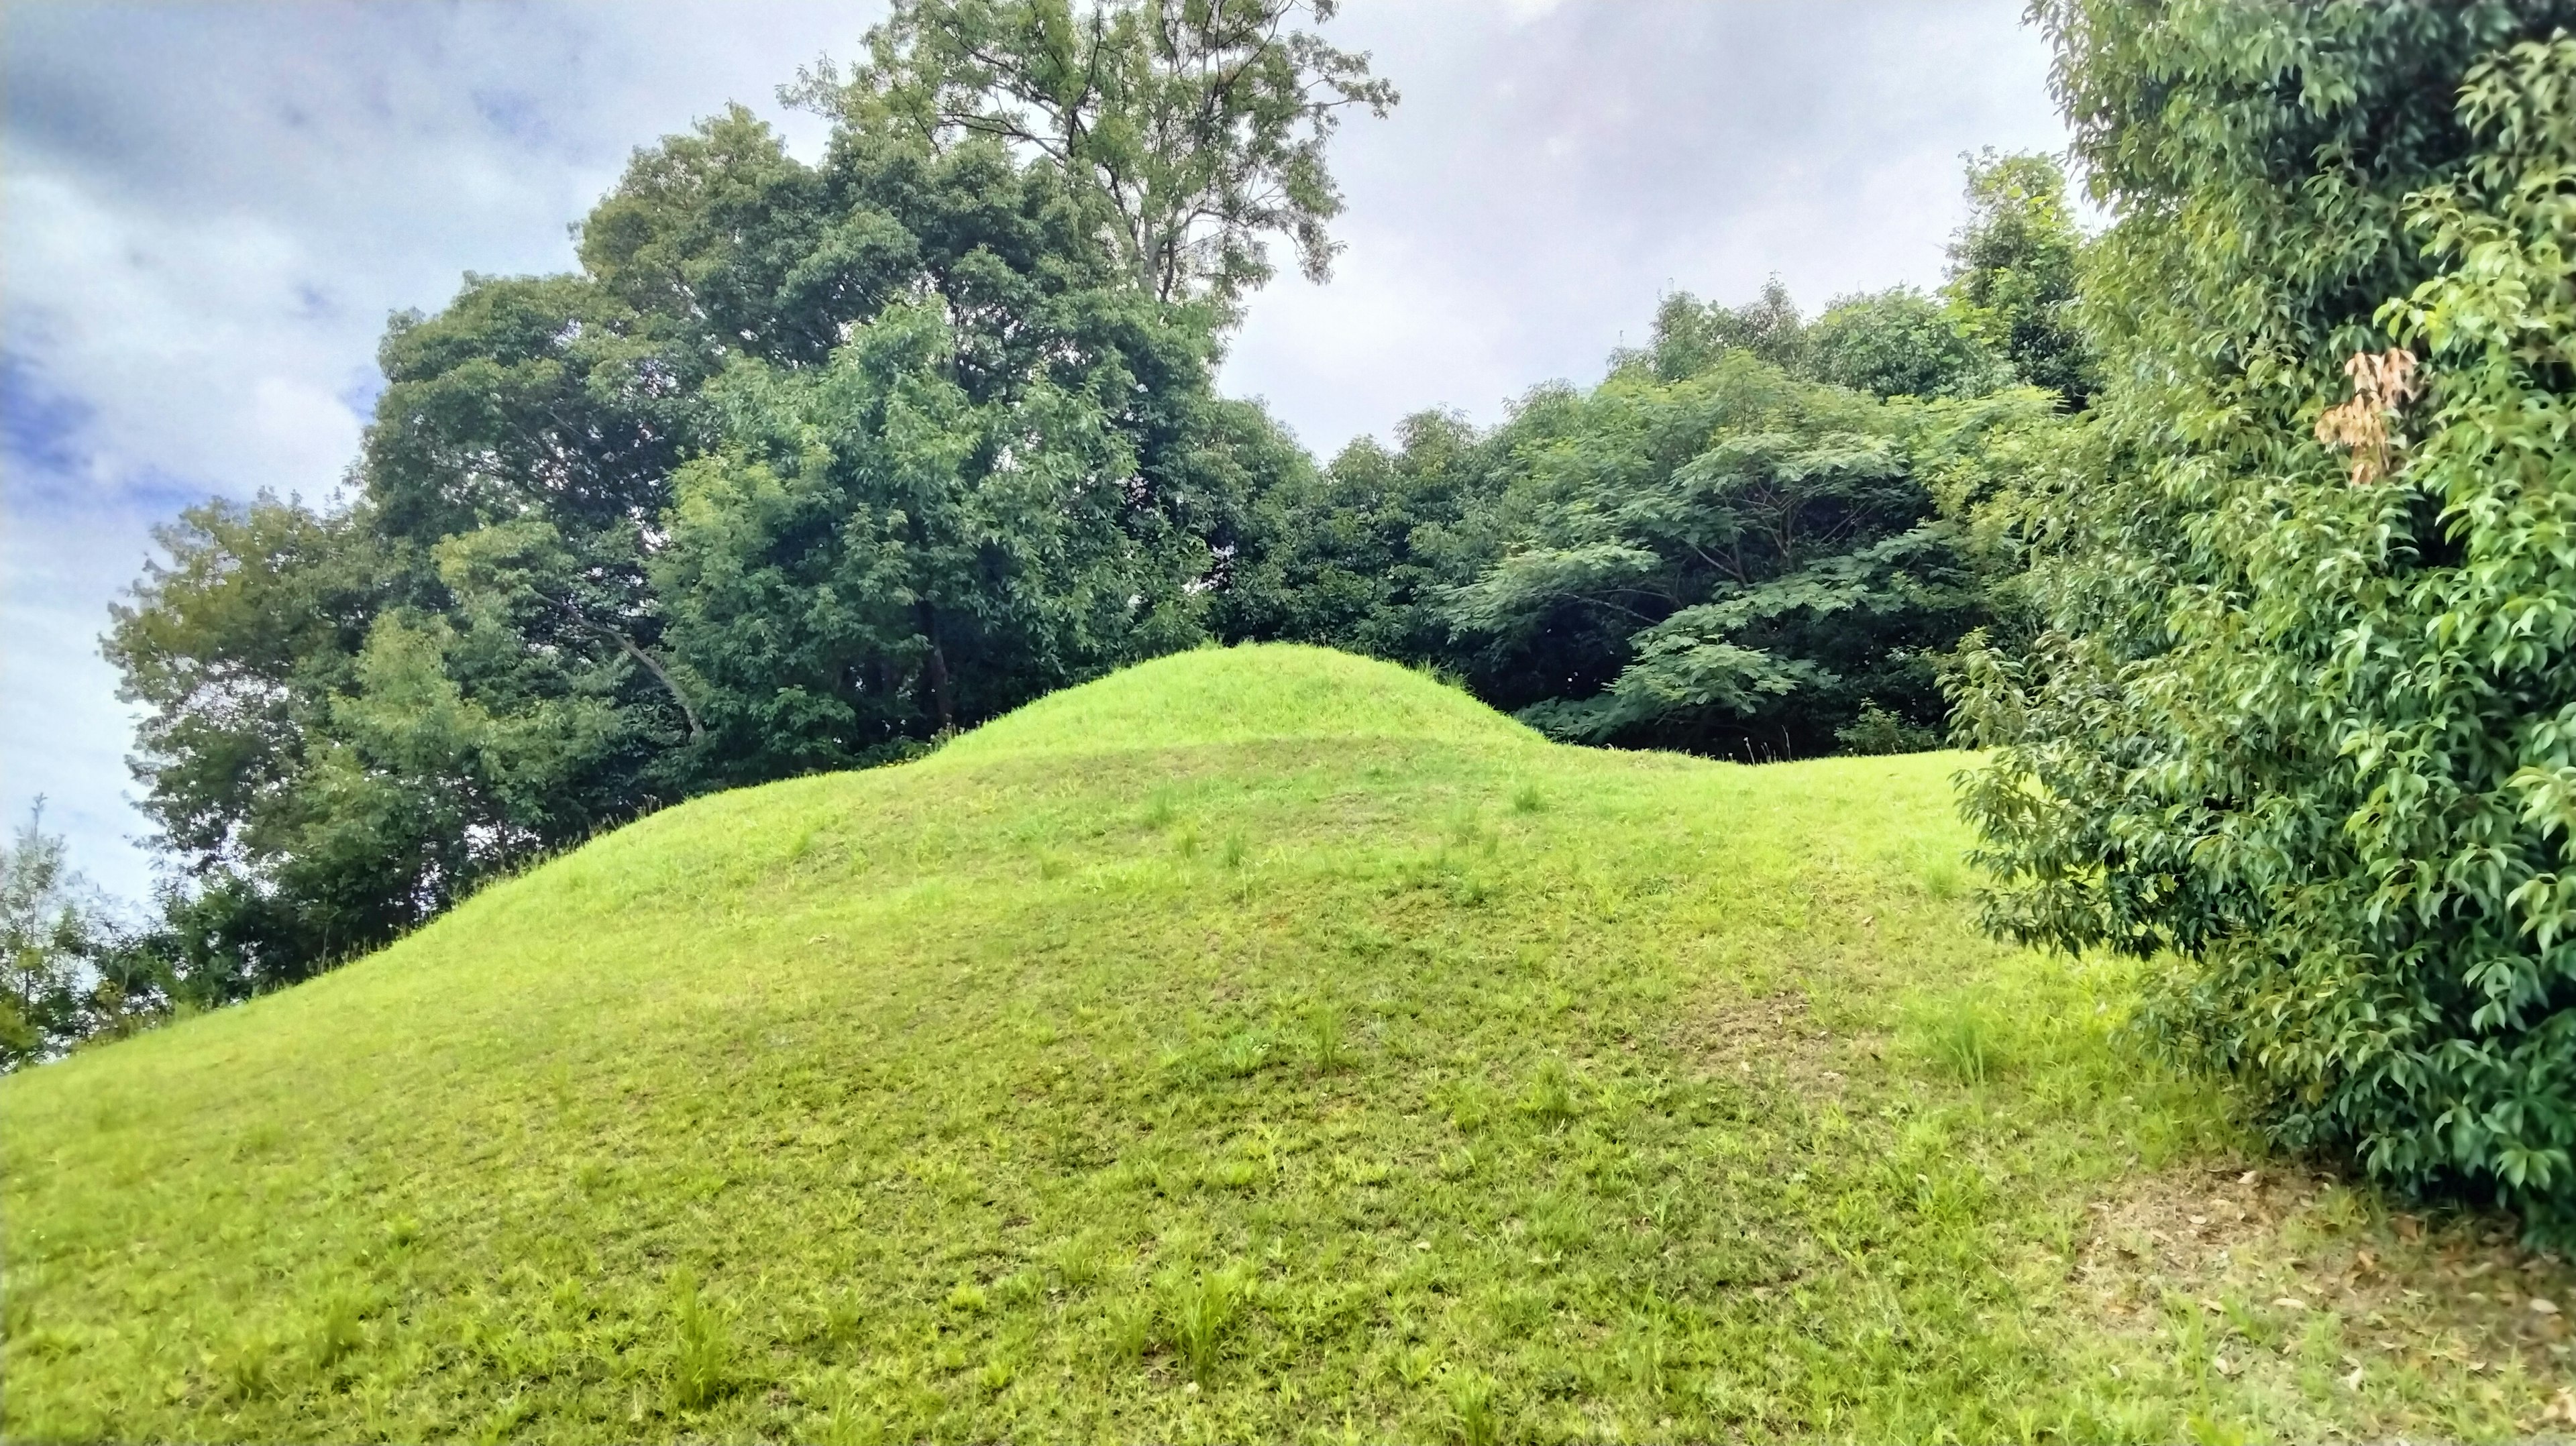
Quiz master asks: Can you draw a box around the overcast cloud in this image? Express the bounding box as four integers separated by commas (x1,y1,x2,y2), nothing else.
1,1,2066,899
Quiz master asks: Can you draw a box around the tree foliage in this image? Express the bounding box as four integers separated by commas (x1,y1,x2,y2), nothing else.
1,806,160,1070
1953,3,2576,1237
1941,150,2094,408
107,1,1377,999
794,0,1396,313
1230,270,2070,759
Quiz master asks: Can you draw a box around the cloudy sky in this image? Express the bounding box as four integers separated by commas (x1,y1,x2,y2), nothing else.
2,1,2068,899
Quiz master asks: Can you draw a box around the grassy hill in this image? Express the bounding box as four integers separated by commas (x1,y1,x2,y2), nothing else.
5,645,2569,1443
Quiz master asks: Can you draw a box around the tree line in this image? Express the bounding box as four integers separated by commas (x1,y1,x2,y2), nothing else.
6,0,2085,1057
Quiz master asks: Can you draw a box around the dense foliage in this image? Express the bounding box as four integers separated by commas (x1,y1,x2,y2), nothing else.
1226,167,2084,761
103,0,1373,1002
1953,3,2576,1237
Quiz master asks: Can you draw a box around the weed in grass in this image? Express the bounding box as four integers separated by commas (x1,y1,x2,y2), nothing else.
1393,1343,1441,1387
1446,1368,1503,1446
1173,826,1200,860
945,1281,989,1314
1104,1297,1156,1364
669,1272,733,1411
1222,830,1250,869
1037,850,1071,881
309,1286,366,1370
1518,1057,1580,1124
1218,1030,1271,1077
1511,782,1545,814
474,1394,534,1446
1142,790,1179,830
1306,1003,1348,1073
1924,997,2004,1084
1164,1267,1249,1384
221,1335,278,1402
1051,1233,1106,1289
1527,1195,1593,1257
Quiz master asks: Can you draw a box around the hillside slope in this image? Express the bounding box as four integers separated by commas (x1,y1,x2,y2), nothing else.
5,646,2567,1442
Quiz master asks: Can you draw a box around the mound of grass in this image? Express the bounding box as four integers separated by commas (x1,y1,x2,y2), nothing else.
5,645,2569,1441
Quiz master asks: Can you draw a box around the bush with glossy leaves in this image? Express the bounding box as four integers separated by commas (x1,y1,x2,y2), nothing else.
1954,3,2576,1239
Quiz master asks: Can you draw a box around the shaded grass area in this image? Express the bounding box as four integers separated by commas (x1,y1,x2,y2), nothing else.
5,647,2570,1441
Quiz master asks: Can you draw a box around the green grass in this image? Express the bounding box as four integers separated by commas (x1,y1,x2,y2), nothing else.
5,643,2571,1442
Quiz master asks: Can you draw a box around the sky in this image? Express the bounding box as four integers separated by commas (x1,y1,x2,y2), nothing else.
1,0,2070,901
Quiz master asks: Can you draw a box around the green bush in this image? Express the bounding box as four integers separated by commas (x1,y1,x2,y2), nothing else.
1955,3,2576,1238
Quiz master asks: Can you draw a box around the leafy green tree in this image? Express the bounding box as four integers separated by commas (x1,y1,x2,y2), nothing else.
1810,287,2008,400
109,2,1377,995
1438,347,2009,760
0,805,160,1069
1629,278,1813,384
1953,3,2576,1237
1941,150,2092,407
794,0,1397,315
656,294,1218,776
1216,409,1497,663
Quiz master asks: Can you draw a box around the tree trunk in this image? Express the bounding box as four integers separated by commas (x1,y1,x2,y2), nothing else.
920,605,955,733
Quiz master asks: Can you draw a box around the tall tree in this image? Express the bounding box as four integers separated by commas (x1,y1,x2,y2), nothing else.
109,4,1380,997
1216,409,1495,664
794,0,1396,315
1941,150,2093,408
1438,346,2014,759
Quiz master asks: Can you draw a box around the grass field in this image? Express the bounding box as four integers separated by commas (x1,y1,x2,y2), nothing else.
5,645,2570,1442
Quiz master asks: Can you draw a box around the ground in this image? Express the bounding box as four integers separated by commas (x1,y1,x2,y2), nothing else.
3,645,2569,1442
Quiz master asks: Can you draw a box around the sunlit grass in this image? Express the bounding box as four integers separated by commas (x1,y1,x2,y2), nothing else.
3,645,2567,1442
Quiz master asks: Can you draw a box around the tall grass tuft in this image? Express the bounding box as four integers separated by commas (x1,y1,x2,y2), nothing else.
1517,1056,1579,1124
1447,1368,1503,1446
222,1336,278,1402
1163,1266,1249,1385
669,1271,733,1410
1917,995,2007,1086
1306,1003,1348,1074
310,1286,366,1370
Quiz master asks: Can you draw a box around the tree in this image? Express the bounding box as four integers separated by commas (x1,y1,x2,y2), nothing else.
1628,278,1813,383
794,0,1396,315
1810,287,2008,401
1438,347,2004,759
109,5,1372,995
1951,2,2576,1237
1941,150,2092,407
1216,409,1496,663
0,804,157,1069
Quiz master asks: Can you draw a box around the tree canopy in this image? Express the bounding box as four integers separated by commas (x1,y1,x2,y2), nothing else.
105,0,1381,1001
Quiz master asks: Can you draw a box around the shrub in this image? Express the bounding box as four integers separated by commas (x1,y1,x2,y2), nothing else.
1956,4,2576,1239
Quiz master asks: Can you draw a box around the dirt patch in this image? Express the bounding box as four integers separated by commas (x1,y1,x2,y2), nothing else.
1668,987,1884,1097
2071,1158,2576,1431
